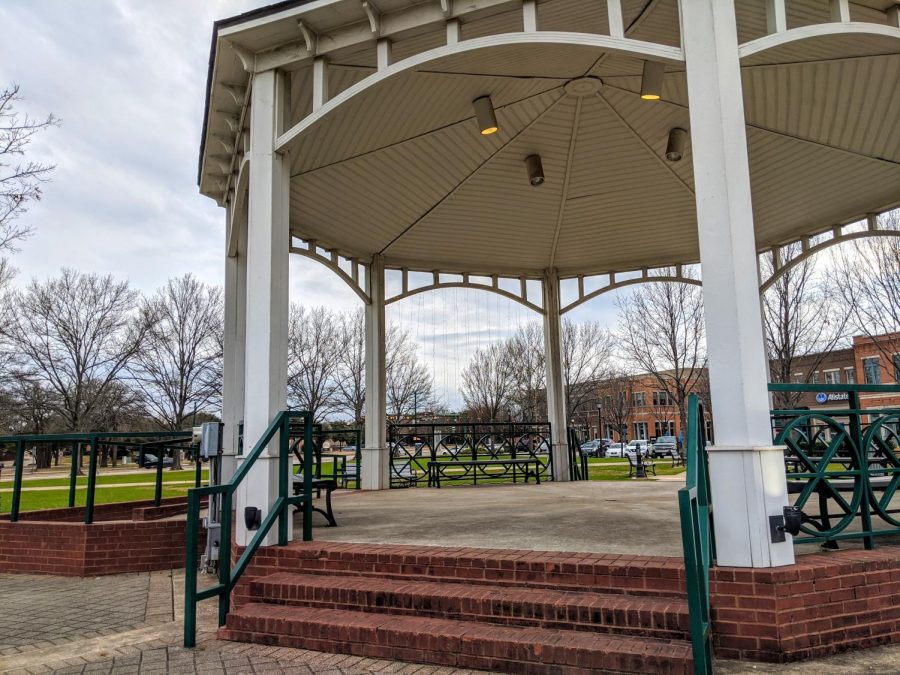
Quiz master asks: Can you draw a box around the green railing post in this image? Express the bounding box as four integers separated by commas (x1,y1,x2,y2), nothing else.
195,447,202,488
183,488,200,648
278,413,290,546
847,390,876,550
303,414,313,541
10,440,25,522
68,441,79,508
219,490,232,626
355,429,362,489
155,447,164,507
84,436,99,525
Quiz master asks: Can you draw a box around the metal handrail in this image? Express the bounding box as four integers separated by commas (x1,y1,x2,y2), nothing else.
183,410,314,648
678,394,714,675
1,430,195,523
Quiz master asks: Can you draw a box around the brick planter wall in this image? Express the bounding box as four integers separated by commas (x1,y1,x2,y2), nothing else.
0,497,203,576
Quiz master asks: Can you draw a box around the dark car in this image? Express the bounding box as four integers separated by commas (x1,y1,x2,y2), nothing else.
579,439,605,457
141,453,174,468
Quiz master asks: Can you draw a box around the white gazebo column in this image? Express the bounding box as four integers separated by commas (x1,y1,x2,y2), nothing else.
542,269,571,481
221,205,247,483
681,0,793,567
236,69,291,546
362,254,390,489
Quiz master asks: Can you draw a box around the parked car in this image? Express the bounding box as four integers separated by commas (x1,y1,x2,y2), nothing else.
141,453,174,468
625,440,650,457
651,436,678,458
579,439,604,457
606,442,626,458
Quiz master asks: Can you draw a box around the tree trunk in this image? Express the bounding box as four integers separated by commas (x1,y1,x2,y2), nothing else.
170,447,183,470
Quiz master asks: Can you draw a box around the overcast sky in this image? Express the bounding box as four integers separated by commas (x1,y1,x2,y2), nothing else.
0,0,625,411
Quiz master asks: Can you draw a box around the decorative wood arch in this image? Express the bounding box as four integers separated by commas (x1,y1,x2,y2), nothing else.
560,265,701,314
385,269,543,314
289,237,370,305
739,22,900,62
759,214,900,294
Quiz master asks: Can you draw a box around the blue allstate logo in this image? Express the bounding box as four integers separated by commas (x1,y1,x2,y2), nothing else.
815,393,827,404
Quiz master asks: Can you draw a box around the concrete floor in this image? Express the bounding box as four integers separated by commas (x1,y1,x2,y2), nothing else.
313,481,686,556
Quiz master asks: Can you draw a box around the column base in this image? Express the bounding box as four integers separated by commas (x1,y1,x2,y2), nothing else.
707,445,795,568
550,442,571,482
360,447,391,490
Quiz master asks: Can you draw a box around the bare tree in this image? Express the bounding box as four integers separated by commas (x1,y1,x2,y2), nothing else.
762,244,847,408
386,325,433,419
829,211,900,366
563,319,614,426
618,272,707,432
6,269,151,431
131,275,223,431
0,84,58,252
334,308,365,424
461,342,514,422
596,372,636,442
505,322,545,421
287,305,340,422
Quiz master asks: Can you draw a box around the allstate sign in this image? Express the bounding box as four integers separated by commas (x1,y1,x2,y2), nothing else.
816,392,827,404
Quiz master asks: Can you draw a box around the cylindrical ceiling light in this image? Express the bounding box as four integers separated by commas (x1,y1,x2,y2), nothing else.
472,95,498,135
525,154,544,186
665,127,687,161
640,61,665,100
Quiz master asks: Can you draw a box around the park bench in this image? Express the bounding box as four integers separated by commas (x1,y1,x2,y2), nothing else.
292,473,338,526
427,458,542,487
626,454,657,478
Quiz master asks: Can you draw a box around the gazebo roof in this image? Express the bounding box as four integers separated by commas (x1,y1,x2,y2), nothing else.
199,0,900,278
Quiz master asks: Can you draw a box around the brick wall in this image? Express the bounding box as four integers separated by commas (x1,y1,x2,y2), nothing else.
710,548,900,662
0,497,204,576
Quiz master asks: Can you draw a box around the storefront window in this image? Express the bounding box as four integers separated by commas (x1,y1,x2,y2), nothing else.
863,357,881,384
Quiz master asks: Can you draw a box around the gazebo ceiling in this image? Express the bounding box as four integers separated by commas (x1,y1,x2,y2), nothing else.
201,0,900,278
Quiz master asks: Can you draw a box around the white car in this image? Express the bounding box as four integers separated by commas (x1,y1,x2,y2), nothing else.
625,440,650,457
606,442,626,458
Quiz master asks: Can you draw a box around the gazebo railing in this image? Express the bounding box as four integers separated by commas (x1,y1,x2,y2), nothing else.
387,421,553,487
566,427,590,481
769,383,900,549
678,394,714,675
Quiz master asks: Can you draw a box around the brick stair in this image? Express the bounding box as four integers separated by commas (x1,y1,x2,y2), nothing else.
220,542,694,673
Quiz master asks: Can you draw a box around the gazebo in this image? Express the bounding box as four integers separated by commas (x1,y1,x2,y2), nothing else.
198,0,900,570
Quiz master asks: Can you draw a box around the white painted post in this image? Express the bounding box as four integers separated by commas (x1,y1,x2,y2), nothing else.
542,269,571,481
312,57,328,112
681,0,793,568
221,204,247,482
362,253,389,489
236,69,291,546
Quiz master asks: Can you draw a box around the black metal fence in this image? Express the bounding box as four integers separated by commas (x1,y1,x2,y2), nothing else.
387,421,553,487
769,383,900,549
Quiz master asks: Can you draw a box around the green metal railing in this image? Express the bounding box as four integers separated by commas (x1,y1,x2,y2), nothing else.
769,383,900,549
1,431,196,523
183,410,314,648
566,427,590,481
678,394,714,675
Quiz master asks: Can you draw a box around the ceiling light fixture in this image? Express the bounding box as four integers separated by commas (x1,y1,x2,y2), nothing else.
525,154,544,186
640,61,665,100
665,128,687,161
472,95,498,135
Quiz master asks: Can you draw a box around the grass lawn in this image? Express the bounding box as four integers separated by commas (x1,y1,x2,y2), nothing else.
0,469,208,489
0,484,193,514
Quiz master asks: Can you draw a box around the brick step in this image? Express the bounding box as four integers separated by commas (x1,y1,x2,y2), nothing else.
243,542,686,596
249,572,690,640
220,603,693,674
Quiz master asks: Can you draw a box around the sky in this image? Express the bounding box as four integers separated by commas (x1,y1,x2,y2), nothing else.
0,0,626,411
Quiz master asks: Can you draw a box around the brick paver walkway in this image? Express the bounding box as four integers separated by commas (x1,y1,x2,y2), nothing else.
1,569,898,674
0,570,482,675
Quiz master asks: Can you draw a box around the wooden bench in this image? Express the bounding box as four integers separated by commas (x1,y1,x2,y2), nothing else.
428,458,542,487
626,454,656,477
